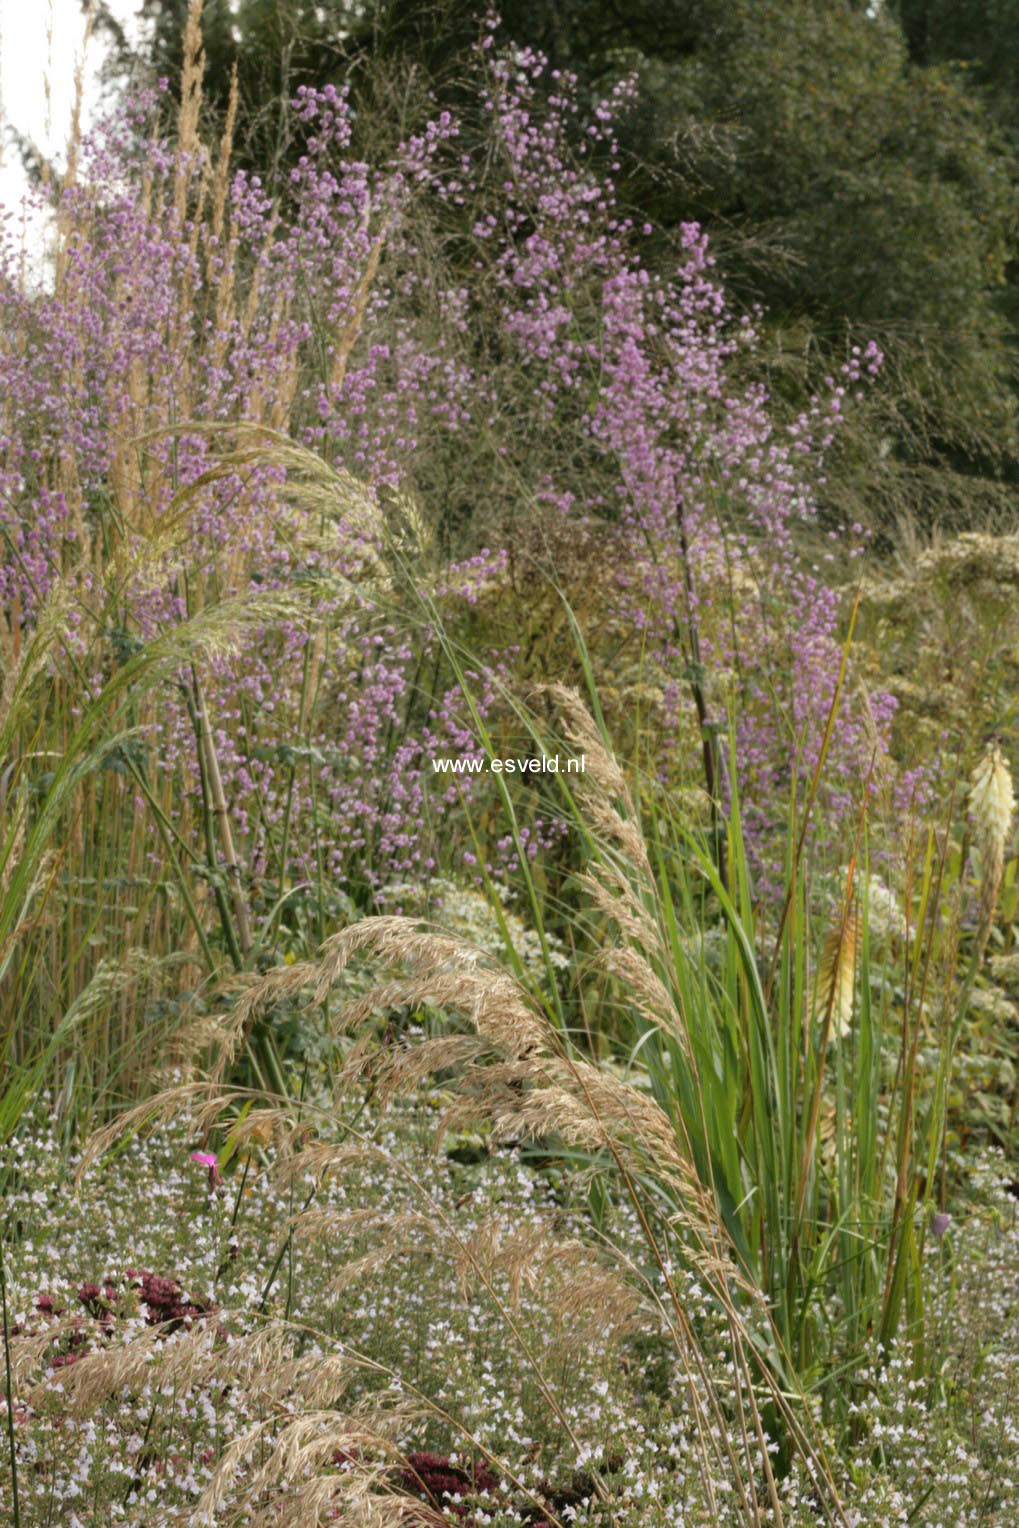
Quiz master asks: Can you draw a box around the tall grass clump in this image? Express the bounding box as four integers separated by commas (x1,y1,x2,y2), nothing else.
0,554,314,1137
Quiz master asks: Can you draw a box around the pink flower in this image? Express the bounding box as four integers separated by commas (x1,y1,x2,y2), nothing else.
190,1151,222,1188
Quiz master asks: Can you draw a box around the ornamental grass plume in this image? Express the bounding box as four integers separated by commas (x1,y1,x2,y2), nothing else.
813,906,861,1042
969,739,1015,958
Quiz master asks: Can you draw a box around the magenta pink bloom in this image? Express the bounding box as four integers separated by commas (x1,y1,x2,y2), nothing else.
190,1152,222,1188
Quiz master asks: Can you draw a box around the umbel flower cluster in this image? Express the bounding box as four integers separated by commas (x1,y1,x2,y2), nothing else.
0,15,896,903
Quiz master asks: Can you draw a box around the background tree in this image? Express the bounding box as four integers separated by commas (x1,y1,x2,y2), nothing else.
894,0,1019,136
892,0,1019,355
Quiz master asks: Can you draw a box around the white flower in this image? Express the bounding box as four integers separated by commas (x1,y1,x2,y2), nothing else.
864,874,906,942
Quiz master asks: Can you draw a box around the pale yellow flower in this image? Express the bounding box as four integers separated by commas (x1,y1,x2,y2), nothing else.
969,743,1015,855
969,742,1015,958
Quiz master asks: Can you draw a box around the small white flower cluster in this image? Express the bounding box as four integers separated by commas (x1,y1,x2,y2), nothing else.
380,877,571,976
863,873,908,943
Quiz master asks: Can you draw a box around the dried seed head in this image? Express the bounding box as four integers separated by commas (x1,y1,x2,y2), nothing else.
813,908,860,1041
969,742,1015,856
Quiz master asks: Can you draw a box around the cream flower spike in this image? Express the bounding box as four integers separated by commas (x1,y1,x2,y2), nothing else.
814,907,861,1041
969,741,1015,855
969,741,1015,958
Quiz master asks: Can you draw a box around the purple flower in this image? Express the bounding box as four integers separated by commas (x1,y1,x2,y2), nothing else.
931,1212,952,1238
